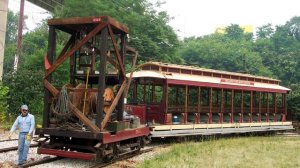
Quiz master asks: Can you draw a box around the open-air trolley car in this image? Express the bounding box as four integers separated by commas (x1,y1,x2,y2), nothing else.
126,62,293,137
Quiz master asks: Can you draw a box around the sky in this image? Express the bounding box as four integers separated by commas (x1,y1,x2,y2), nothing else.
8,0,51,31
8,0,300,38
156,0,300,38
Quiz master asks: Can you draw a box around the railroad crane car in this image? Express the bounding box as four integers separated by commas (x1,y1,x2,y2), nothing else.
35,16,149,161
125,62,294,138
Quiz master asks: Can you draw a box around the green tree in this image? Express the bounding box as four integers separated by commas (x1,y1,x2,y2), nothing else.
0,85,9,123
256,24,274,39
3,68,44,117
55,0,181,63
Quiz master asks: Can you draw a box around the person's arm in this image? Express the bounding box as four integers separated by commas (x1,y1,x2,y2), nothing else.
29,115,35,135
10,117,19,133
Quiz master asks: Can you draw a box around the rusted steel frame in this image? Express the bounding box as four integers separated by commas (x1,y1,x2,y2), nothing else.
259,92,262,122
209,88,212,124
48,16,130,33
108,16,129,33
44,79,100,132
94,48,118,70
45,22,108,78
44,80,59,96
43,26,56,128
231,89,234,123
58,35,75,61
220,88,224,123
126,46,137,53
68,88,98,92
123,50,138,98
69,36,76,85
101,81,127,130
68,102,100,132
96,27,108,128
116,33,126,121
48,16,107,25
107,24,126,78
91,42,96,72
250,91,253,122
241,90,244,123
266,93,269,121
106,52,119,69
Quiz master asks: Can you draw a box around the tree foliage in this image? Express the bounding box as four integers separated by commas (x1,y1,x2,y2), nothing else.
54,0,181,63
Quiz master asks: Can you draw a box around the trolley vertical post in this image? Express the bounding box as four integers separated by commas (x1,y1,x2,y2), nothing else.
43,26,56,128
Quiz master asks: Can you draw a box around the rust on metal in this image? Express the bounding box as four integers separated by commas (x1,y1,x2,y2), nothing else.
48,16,128,33
45,22,108,78
101,81,127,130
44,79,100,133
108,24,126,78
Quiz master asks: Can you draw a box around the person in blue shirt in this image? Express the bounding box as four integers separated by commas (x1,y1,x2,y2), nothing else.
9,105,35,165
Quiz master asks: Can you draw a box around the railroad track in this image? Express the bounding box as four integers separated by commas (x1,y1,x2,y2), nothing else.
90,147,154,168
0,138,18,143
20,156,63,168
0,144,38,153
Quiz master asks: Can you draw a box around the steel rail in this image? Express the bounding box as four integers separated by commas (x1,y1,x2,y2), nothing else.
20,156,63,168
90,147,154,168
0,144,38,153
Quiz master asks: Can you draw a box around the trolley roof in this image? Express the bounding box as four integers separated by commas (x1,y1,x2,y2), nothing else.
128,62,290,93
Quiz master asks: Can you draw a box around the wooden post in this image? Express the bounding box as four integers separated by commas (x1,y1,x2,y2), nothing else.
43,26,56,128
96,27,108,128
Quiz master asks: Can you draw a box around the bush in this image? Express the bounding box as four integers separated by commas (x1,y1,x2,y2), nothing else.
3,68,44,118
0,84,9,123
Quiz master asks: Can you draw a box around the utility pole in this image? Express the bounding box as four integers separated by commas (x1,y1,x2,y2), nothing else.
0,0,8,80
13,0,25,73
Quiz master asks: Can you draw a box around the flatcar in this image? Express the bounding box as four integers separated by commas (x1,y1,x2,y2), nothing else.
125,62,294,138
35,16,149,161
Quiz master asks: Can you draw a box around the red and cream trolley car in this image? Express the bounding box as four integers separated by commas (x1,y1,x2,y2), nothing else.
126,62,293,137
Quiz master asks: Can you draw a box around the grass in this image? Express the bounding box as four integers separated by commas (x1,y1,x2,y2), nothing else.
137,136,300,168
